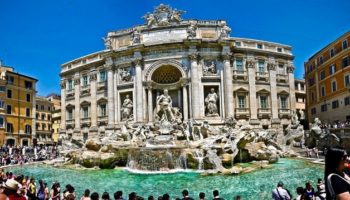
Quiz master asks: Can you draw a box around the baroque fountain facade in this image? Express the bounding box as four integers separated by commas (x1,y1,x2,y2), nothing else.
59,4,304,172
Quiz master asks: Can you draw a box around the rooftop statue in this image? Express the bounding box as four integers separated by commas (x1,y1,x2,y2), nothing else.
142,4,185,27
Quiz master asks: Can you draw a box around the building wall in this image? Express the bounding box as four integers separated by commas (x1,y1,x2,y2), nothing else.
305,32,350,123
35,97,53,145
0,67,37,146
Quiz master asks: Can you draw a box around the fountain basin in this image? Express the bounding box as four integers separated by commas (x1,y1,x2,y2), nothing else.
10,158,323,200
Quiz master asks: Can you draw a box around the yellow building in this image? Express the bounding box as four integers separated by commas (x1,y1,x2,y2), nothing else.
305,31,350,123
295,79,306,117
35,96,53,145
0,65,37,146
46,93,61,143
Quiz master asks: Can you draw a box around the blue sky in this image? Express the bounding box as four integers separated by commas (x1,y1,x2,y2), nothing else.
0,0,349,96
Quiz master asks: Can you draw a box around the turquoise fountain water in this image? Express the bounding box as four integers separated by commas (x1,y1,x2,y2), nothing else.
9,159,323,200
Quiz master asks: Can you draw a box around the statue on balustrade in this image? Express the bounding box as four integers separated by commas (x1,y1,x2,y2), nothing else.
121,95,133,121
205,88,219,116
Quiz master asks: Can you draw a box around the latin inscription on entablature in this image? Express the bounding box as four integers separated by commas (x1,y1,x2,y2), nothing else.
200,30,217,38
116,36,131,48
142,29,187,43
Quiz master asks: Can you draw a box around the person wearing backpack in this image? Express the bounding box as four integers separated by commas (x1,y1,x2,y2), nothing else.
37,179,46,200
325,147,350,200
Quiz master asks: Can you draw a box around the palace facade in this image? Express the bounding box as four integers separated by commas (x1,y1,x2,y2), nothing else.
60,4,296,138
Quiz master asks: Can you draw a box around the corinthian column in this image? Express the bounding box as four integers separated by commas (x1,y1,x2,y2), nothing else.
74,74,81,132
60,80,66,131
222,46,234,118
268,61,279,122
288,64,296,110
134,52,144,123
189,48,201,119
106,58,115,129
89,70,98,129
247,57,258,123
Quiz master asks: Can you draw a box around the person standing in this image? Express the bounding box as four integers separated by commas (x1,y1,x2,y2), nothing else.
181,190,194,200
325,147,350,200
199,192,205,200
212,190,223,200
271,181,291,200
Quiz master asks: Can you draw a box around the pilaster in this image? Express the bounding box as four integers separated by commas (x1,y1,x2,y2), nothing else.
60,80,66,131
89,70,98,131
247,57,258,123
189,46,201,119
134,51,144,123
106,58,115,129
268,60,279,122
73,73,80,132
222,46,234,118
288,64,296,110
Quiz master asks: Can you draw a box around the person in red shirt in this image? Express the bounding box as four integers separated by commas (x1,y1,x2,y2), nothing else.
1,179,26,200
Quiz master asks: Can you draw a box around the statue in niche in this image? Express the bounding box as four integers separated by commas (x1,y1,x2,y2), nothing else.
156,89,175,122
299,110,305,120
120,68,132,82
102,37,112,50
205,88,219,117
121,94,133,121
203,61,216,75
219,22,231,39
132,28,141,44
187,21,197,39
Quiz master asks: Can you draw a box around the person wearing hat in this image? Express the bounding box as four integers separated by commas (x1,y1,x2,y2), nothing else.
271,181,291,200
0,179,26,200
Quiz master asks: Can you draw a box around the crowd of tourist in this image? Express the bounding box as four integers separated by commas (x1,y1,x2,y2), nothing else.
318,120,350,129
0,145,59,166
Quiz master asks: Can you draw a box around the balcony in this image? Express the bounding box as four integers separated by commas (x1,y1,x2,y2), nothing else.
80,85,90,96
66,119,74,126
80,117,91,127
233,70,247,80
97,81,107,90
258,108,271,118
278,109,291,118
66,89,74,98
256,71,269,81
98,115,108,125
276,74,288,83
235,108,250,119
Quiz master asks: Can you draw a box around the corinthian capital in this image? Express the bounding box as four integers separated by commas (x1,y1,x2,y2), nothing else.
287,65,295,73
188,53,199,61
267,62,276,71
60,80,66,89
246,59,256,68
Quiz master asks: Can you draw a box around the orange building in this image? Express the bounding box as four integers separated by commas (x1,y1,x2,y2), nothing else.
305,31,350,123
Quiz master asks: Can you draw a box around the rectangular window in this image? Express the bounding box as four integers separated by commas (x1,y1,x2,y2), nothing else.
300,84,305,91
329,64,336,75
258,60,265,73
6,123,13,133
82,107,89,118
311,92,315,101
26,108,30,117
311,108,316,115
41,105,44,110
260,96,267,109
321,104,327,112
25,125,31,134
0,86,5,92
0,100,4,109
345,97,350,106
24,81,32,89
100,71,106,82
41,113,45,120
238,96,245,108
319,56,324,64
235,42,241,47
343,40,348,49
280,97,287,109
235,59,244,72
343,57,349,68
82,76,88,86
277,47,283,52
100,104,107,116
330,48,335,57
6,105,11,114
332,81,337,92
332,100,339,109
67,79,73,90
26,94,31,102
7,90,12,98
278,63,285,74
321,86,326,97
67,110,73,120
345,75,350,86
0,117,3,128
6,76,14,85
257,44,263,49
320,71,325,80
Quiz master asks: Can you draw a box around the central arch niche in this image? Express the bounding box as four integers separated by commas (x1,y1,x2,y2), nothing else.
151,65,182,84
